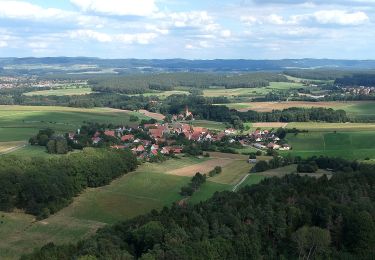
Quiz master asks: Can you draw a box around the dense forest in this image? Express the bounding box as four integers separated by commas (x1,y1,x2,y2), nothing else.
23,165,375,259
89,73,288,94
335,73,375,87
0,148,137,219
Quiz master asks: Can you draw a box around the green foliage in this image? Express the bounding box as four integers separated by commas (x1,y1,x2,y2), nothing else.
22,168,375,259
0,148,137,218
180,172,207,196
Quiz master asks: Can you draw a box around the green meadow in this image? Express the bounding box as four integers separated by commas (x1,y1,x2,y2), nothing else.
283,131,375,159
0,106,150,142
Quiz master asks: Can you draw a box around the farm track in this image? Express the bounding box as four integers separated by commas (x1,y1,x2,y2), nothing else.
232,174,250,192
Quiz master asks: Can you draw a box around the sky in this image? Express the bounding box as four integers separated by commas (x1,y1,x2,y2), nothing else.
0,0,374,59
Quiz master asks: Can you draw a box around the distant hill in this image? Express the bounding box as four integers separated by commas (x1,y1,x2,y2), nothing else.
1,58,375,75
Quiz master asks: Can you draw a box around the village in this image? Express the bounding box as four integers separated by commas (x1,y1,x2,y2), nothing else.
66,108,292,162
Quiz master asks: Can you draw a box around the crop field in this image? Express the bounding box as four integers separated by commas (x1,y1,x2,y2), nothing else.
23,87,93,96
0,106,151,142
283,131,375,159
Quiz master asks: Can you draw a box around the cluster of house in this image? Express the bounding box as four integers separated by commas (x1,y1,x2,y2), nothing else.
343,86,375,96
68,122,237,160
171,106,194,121
249,129,291,151
0,76,86,89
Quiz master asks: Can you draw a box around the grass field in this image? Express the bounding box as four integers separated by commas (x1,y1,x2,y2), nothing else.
191,120,227,131
286,122,375,132
283,131,375,159
0,106,151,142
24,87,93,96
0,154,243,259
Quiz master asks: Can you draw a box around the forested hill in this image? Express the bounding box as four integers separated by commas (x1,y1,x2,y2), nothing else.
23,168,375,259
2,58,375,75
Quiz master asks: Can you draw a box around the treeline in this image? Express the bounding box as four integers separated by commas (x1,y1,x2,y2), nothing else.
0,92,156,111
89,72,288,94
0,148,137,219
180,172,207,196
335,73,375,86
254,155,359,174
23,166,375,259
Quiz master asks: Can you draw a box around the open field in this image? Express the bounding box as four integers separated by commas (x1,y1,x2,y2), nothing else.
253,122,288,128
133,90,190,98
222,101,375,119
286,122,375,132
283,131,375,159
0,106,151,142
23,87,93,96
0,154,244,259
138,109,165,121
224,101,349,112
191,120,227,131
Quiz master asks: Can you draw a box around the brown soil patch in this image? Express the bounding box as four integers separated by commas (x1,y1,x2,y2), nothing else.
237,101,344,112
167,158,232,177
253,122,288,128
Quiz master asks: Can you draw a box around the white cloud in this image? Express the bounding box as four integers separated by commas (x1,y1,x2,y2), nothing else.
0,1,73,20
241,16,258,25
69,30,158,45
116,33,158,45
70,0,158,16
242,10,369,27
0,41,7,48
69,30,112,42
313,10,369,25
221,30,232,38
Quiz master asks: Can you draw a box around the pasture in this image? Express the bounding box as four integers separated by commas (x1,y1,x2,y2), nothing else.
23,87,93,96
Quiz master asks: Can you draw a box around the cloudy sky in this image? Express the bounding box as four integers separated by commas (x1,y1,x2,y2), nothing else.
0,0,373,59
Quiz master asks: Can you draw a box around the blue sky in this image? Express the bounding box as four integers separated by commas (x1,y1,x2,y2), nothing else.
0,0,373,59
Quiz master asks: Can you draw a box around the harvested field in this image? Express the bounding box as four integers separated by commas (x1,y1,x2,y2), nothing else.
138,109,165,121
167,158,232,177
253,122,288,128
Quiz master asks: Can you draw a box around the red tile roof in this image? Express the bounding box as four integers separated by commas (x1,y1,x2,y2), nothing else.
121,134,134,142
104,130,116,137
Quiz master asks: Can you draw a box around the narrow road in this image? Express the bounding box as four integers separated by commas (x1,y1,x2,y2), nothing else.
232,174,250,192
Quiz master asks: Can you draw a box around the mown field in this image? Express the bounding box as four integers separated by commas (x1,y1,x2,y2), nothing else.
23,87,93,96
0,153,249,259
